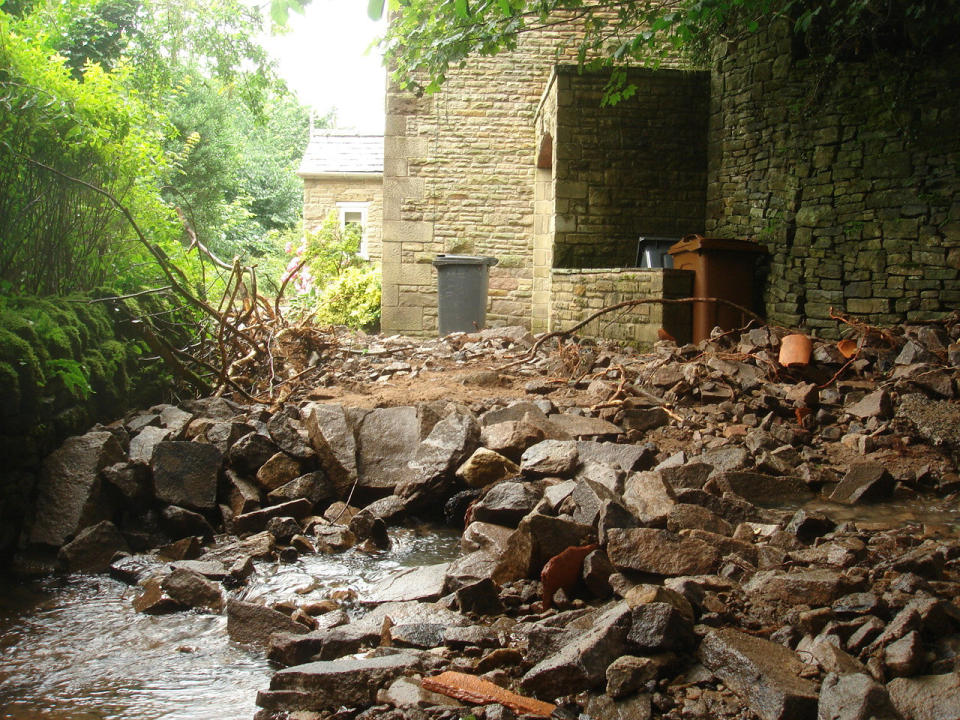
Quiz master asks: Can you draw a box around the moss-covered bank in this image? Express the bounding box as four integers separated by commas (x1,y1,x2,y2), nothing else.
0,292,182,561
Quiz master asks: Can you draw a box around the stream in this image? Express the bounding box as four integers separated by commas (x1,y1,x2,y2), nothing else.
0,526,461,720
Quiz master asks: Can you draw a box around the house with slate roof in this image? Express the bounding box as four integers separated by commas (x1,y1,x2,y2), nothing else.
297,129,384,262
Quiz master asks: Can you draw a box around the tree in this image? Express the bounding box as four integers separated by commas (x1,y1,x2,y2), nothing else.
375,0,960,97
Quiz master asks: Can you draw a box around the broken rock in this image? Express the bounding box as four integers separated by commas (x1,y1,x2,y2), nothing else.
698,627,818,720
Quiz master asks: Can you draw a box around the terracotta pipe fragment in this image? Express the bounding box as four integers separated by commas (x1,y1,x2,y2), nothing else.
779,333,812,367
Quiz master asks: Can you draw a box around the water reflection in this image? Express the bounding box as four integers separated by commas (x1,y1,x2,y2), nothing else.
0,526,461,720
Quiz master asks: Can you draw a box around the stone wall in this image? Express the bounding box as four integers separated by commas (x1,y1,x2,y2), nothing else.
382,24,599,335
303,176,383,263
707,22,960,333
550,268,694,346
549,66,709,268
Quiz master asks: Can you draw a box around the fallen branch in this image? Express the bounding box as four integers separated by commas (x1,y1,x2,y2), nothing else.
501,296,765,369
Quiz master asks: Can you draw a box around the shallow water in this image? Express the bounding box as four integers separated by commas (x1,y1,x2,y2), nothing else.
0,526,461,720
802,494,960,529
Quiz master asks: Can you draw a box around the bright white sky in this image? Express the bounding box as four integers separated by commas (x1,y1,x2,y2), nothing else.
258,0,387,132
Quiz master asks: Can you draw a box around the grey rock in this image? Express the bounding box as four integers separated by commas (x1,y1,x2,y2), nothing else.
267,471,334,507
228,432,279,475
159,504,215,540
30,430,124,547
480,401,550,427
255,452,306,492
708,470,812,505
363,563,450,604
570,478,620,527
461,521,513,554
887,672,960,720
159,405,193,437
520,439,579,477
301,403,358,493
182,396,240,420
817,672,900,720
58,520,128,572
266,516,302,543
584,693,652,720
100,462,149,503
416,406,481,476
885,630,925,677
227,598,309,645
622,471,677,526
576,441,656,473
744,569,859,607
494,513,594,582
698,446,750,473
354,406,422,491
606,528,720,576
128,425,171,464
258,651,423,711
621,408,669,432
666,503,733,536
203,421,255,454
660,462,714,490
170,559,228,580
583,548,615,599
628,602,695,652
548,413,622,438
390,623,446,649
161,567,223,611
152,441,223,510
575,461,625,495
521,601,633,697
606,655,669,699
846,390,893,419
471,482,542,527
267,412,315,460
480,419,548,464
830,463,894,505
897,394,960,455
698,627,818,720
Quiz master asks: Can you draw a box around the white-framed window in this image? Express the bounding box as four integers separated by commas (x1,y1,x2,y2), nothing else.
336,201,370,259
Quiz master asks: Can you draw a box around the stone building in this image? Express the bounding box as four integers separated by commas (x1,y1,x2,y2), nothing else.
376,20,960,339
298,129,384,262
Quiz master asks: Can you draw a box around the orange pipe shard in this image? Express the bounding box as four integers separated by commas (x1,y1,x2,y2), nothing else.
420,671,556,717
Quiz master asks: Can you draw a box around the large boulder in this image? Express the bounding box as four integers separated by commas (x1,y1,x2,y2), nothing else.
30,430,125,547
151,441,223,510
355,406,421,491
58,520,129,572
301,403,358,494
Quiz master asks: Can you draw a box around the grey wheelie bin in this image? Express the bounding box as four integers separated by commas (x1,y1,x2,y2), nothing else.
433,254,499,335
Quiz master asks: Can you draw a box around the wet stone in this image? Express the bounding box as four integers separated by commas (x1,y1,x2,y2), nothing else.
830,463,894,505
160,567,223,612
58,520,128,573
470,482,541,527
698,627,819,720
227,598,309,646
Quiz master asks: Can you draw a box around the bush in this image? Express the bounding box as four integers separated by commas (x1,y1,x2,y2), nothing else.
314,264,382,332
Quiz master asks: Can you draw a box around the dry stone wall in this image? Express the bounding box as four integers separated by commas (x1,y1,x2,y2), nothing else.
550,268,694,345
707,22,960,333
550,67,709,269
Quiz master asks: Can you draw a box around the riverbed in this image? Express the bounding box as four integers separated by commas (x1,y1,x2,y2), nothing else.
0,526,461,720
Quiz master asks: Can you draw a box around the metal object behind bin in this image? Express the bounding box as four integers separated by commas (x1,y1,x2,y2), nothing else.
635,236,678,268
433,254,499,336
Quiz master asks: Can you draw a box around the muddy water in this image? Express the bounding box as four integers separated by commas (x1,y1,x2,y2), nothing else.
0,526,461,720
801,495,960,529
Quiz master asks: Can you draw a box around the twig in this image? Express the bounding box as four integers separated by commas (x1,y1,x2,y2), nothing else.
73,286,174,302
500,296,765,370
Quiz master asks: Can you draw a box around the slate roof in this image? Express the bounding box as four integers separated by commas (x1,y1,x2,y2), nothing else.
298,130,384,176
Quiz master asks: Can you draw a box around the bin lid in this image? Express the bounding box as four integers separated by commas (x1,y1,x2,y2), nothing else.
432,254,499,267
667,235,769,256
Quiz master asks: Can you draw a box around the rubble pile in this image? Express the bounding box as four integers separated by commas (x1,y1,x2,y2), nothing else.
17,316,960,720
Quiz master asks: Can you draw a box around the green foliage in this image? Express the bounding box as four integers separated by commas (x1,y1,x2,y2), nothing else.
314,264,382,331
304,212,367,281
284,213,382,330
380,0,960,99
0,0,313,298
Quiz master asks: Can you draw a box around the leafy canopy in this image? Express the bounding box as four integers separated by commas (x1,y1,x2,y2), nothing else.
375,0,960,96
